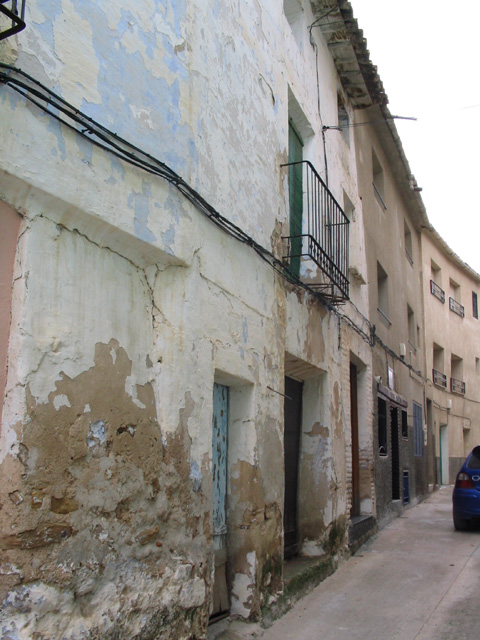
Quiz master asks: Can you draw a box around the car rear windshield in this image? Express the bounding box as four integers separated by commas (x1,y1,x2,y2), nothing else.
466,446,480,469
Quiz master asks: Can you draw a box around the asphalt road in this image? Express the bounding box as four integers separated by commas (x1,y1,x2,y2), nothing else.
261,486,480,640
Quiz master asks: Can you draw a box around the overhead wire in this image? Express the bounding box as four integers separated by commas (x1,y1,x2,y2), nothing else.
0,63,426,379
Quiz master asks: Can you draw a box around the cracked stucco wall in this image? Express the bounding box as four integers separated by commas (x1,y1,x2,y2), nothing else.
1,0,375,637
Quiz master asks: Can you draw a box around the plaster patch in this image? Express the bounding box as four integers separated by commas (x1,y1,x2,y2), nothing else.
230,551,256,617
53,0,102,107
53,394,71,411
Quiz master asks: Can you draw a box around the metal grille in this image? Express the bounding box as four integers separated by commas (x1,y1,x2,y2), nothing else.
433,369,447,388
450,377,466,395
282,161,349,303
449,297,465,318
0,1,26,41
430,280,445,303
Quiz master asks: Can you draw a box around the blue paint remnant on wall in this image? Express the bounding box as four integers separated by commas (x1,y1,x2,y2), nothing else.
29,3,62,48
161,224,175,252
109,155,126,180
129,180,157,244
75,134,93,165
0,82,24,111
242,317,249,343
46,113,67,161
190,459,202,493
68,0,197,177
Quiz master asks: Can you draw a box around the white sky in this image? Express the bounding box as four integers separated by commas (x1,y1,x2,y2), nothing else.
351,0,480,274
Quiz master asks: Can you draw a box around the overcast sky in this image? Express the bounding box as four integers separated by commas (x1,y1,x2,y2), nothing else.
351,0,480,274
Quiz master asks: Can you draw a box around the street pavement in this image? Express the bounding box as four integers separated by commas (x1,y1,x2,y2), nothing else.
261,486,480,640
210,486,480,639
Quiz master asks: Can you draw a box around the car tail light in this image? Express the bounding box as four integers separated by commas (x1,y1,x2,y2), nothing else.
455,472,475,489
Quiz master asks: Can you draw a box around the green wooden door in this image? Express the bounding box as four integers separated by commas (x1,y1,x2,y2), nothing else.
211,383,229,617
288,122,304,277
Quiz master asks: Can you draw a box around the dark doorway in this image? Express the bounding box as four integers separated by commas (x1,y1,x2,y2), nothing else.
284,376,303,557
390,406,400,500
350,363,360,517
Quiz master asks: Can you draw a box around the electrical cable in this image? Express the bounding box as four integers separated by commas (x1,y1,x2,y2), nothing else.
0,64,450,386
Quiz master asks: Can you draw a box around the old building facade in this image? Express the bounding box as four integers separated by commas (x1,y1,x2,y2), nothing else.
422,230,480,485
354,103,435,526
0,1,375,637
0,1,476,638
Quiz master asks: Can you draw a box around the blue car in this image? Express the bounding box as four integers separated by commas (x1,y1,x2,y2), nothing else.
453,445,480,530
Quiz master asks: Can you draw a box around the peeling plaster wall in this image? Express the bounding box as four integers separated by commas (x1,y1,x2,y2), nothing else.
0,202,22,430
1,0,376,637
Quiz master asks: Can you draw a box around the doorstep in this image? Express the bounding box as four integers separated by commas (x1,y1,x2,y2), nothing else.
349,515,376,553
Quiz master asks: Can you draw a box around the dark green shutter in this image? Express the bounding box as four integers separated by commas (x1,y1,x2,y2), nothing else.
288,122,303,277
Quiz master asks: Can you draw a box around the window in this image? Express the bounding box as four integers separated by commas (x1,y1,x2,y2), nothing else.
433,343,446,388
451,354,465,394
431,260,441,286
284,0,304,48
377,262,390,323
401,410,408,439
372,149,386,209
407,305,415,350
378,398,387,455
449,279,464,317
473,292,478,319
404,222,413,264
476,357,480,374
413,402,423,457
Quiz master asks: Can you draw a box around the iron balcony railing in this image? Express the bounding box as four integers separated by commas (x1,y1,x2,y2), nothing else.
0,1,26,41
451,377,466,395
282,161,349,303
433,369,447,389
449,297,465,318
430,280,445,303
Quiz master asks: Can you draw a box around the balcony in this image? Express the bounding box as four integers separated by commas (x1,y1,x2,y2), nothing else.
282,161,349,303
450,377,466,395
449,297,465,318
430,280,445,303
433,369,447,389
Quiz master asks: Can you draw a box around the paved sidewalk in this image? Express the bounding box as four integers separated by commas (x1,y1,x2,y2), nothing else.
262,486,480,640
209,486,480,639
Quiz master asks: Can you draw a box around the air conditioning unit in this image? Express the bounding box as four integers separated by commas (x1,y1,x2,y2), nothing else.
399,343,406,358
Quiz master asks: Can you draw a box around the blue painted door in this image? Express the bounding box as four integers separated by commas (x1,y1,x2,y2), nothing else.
211,382,229,617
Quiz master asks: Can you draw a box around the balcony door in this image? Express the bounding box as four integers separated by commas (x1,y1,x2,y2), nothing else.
288,121,303,277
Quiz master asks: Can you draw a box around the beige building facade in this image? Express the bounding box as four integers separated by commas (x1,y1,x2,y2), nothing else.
422,231,480,484
354,104,435,526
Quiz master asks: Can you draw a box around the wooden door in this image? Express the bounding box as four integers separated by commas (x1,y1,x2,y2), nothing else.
350,363,360,517
390,406,400,500
284,376,303,556
211,382,229,617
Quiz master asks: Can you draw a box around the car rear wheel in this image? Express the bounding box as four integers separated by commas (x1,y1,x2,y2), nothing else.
454,516,469,531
